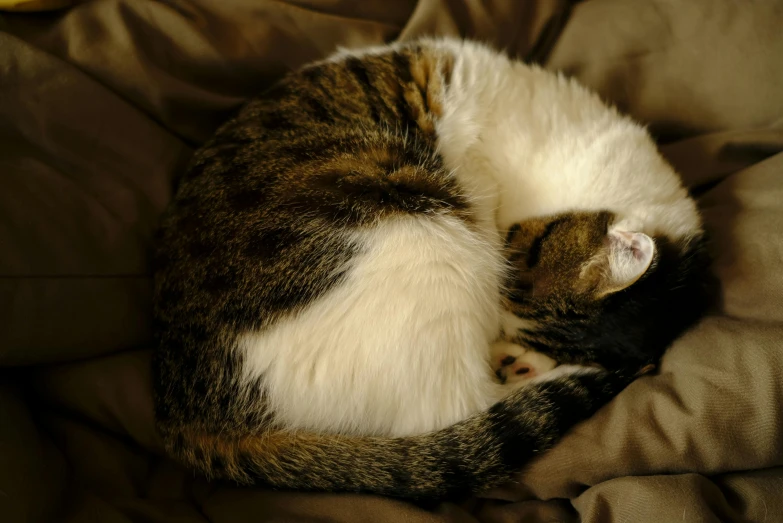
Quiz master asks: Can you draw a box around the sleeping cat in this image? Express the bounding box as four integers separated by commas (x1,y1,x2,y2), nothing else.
152,38,710,500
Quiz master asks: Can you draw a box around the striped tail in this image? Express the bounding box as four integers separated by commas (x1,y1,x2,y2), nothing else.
163,367,630,500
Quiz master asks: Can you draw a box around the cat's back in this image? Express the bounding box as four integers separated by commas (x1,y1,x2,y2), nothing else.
154,39,495,333
152,39,510,438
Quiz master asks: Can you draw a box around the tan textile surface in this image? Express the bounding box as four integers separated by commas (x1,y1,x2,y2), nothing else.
1,1,782,522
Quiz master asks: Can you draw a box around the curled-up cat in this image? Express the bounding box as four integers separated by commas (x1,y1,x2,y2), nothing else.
152,38,711,500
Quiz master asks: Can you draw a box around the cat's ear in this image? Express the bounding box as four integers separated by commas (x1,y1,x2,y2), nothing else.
598,230,655,296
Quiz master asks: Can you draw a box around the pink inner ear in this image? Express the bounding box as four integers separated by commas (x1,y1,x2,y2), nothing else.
605,230,656,290
612,230,650,261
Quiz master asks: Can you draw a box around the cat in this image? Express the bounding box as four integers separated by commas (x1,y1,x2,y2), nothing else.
151,37,710,500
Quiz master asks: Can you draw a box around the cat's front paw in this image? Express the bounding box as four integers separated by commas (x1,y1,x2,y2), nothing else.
491,341,557,384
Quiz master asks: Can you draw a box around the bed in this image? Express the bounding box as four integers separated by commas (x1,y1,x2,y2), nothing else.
2,1,782,521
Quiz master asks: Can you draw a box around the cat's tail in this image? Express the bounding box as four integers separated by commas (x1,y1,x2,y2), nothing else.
161,367,631,500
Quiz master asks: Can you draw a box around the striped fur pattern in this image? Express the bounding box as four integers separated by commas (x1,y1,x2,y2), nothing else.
498,212,710,372
152,38,710,500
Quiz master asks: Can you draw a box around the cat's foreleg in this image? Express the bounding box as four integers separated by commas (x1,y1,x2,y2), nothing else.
489,340,557,385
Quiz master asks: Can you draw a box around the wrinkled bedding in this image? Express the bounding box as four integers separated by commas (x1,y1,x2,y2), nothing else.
2,1,783,522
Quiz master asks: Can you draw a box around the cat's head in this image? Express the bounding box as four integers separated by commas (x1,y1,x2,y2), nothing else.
502,211,712,372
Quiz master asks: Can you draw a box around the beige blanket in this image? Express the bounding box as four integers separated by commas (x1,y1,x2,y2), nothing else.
2,1,782,521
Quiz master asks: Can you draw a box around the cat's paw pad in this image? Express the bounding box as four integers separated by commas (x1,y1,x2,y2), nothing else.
491,341,557,384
